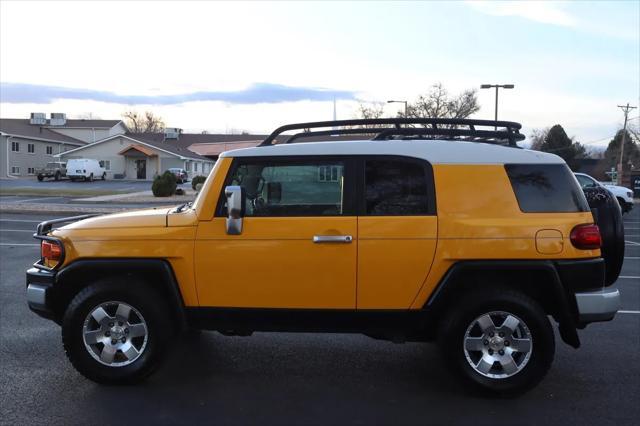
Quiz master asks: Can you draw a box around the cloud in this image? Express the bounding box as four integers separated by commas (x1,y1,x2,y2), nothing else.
0,82,357,105
466,1,577,27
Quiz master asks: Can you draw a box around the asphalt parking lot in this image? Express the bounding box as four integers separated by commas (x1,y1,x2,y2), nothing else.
0,210,638,425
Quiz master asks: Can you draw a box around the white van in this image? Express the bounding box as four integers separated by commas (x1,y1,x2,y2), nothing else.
66,159,106,182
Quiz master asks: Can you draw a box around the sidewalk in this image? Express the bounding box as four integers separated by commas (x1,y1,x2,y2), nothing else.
71,190,197,204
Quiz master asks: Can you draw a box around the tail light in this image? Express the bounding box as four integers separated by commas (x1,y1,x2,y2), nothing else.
570,224,601,250
41,240,63,268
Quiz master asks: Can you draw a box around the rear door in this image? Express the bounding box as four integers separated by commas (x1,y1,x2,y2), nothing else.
356,156,438,309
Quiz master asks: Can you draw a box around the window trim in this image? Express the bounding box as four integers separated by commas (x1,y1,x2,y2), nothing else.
27,143,35,154
215,155,358,217
356,155,437,216
11,141,20,152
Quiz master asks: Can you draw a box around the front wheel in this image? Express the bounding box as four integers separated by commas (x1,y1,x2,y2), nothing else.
54,171,61,181
62,280,173,384
438,289,554,396
37,174,44,182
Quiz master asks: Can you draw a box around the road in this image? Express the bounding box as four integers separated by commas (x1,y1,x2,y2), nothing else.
0,177,155,192
1,210,638,425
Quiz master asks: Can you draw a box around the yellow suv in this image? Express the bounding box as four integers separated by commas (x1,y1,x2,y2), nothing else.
26,119,621,395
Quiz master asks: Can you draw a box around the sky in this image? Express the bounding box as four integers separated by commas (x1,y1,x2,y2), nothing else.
0,0,638,147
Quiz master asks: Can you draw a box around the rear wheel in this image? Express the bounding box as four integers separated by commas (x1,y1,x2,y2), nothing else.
62,280,173,384
37,174,44,182
54,171,61,181
88,173,94,182
439,289,554,396
102,172,106,181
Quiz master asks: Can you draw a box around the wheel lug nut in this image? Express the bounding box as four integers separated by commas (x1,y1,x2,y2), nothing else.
124,328,129,334
488,349,493,355
105,331,111,337
121,337,126,343
483,340,489,346
109,322,114,327
504,341,510,346
489,332,494,337
499,332,504,337
118,322,123,326
111,339,117,345
499,350,504,355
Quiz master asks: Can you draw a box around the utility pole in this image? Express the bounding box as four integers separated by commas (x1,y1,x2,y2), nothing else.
617,103,637,185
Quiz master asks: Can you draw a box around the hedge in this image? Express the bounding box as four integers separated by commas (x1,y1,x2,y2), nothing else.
191,175,207,191
152,171,177,197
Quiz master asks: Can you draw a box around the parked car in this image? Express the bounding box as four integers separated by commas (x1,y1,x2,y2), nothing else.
26,119,622,395
574,172,634,214
66,159,106,182
167,168,188,184
35,162,66,181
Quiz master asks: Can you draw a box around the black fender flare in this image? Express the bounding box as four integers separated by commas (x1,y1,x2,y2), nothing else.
55,258,187,330
424,260,580,348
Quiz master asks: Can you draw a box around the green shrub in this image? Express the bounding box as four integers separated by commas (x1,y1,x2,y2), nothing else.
191,175,206,191
152,171,177,197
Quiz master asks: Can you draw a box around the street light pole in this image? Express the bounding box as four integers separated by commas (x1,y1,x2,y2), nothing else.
387,100,408,117
480,84,515,130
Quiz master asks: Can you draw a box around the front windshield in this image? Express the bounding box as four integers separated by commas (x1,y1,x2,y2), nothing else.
45,162,59,168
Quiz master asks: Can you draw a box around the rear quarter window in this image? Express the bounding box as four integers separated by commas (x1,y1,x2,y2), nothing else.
505,164,590,213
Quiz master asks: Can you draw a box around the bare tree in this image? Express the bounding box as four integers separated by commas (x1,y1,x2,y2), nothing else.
401,83,480,123
528,128,549,151
122,111,165,133
355,102,385,120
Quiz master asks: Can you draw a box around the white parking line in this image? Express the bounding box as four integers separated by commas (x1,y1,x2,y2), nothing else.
618,276,639,280
0,219,43,223
0,229,33,233
626,241,640,246
0,243,39,246
618,310,640,314
625,257,640,260
5,196,64,203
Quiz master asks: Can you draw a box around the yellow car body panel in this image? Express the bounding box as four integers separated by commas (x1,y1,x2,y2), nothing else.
49,158,598,312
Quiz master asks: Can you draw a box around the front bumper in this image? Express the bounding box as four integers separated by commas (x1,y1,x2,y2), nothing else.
26,267,57,320
575,287,620,324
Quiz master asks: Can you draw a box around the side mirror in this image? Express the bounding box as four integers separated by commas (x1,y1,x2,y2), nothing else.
267,182,282,204
225,185,245,235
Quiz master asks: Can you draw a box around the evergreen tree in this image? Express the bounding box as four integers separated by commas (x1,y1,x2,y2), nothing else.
537,124,586,170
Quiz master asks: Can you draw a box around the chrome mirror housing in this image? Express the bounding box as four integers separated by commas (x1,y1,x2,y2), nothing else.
225,185,245,235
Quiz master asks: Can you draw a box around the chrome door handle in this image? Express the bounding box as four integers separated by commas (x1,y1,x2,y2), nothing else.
313,235,353,243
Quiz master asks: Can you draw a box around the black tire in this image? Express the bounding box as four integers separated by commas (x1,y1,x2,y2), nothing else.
62,279,173,384
54,171,61,181
89,173,94,182
583,187,625,285
37,174,44,182
102,172,106,181
438,288,554,396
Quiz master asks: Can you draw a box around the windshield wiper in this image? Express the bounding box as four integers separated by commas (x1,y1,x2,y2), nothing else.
175,202,193,213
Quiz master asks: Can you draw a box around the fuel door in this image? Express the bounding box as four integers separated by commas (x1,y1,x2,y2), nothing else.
535,229,563,254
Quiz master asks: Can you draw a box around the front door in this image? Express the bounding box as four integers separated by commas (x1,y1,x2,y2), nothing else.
135,159,146,179
194,157,357,309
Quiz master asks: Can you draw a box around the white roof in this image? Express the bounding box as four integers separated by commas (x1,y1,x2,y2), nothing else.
219,139,564,165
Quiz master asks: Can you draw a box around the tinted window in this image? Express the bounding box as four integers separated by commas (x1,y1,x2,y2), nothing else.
227,161,345,216
505,164,590,213
365,160,429,215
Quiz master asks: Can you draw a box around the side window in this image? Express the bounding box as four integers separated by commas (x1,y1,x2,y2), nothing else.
225,160,346,216
364,159,429,215
576,174,596,189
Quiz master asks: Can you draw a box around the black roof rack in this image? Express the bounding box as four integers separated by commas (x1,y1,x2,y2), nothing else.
259,118,525,147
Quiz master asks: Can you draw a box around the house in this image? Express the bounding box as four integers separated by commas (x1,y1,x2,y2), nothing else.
0,113,126,177
57,129,217,180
